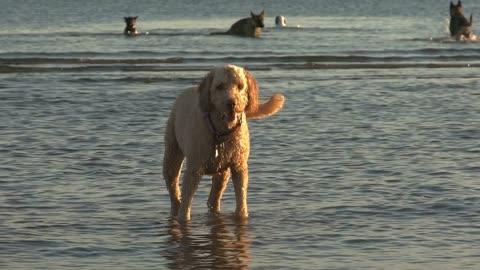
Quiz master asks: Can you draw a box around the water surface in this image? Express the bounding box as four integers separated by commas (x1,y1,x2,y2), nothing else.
1,0,480,269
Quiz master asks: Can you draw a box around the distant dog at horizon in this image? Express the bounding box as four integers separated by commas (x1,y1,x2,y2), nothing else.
449,1,473,40
124,16,139,35
275,16,287,28
211,10,265,38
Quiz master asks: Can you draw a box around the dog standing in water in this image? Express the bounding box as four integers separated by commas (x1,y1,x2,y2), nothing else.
211,11,265,38
163,64,284,222
124,16,139,35
449,1,473,40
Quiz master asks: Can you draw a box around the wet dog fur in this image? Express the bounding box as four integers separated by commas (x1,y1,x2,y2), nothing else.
162,64,284,222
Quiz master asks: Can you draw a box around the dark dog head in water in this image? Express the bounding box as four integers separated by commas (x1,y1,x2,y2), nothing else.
449,1,473,40
219,10,265,38
124,16,138,35
251,10,265,28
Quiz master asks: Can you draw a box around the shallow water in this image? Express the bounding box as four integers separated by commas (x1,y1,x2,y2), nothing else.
1,0,480,269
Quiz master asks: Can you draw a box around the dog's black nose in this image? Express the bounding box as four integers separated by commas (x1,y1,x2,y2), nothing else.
226,100,236,109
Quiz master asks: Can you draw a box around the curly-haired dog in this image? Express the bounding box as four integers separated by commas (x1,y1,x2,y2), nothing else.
450,1,473,40
163,64,284,222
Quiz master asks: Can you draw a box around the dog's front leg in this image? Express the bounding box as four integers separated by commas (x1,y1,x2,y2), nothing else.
208,169,231,213
231,167,249,219
177,168,202,222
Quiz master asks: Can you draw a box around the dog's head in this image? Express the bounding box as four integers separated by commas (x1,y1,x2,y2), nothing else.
251,10,265,28
450,1,463,16
275,16,287,27
124,16,138,34
450,1,473,38
198,65,258,125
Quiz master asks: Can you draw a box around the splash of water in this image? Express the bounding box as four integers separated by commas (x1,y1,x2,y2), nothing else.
443,17,478,42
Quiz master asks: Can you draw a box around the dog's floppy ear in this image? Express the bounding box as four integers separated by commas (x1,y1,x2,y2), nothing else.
243,69,259,114
198,70,214,112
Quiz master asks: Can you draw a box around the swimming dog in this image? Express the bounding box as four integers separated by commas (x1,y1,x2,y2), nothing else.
124,16,139,35
211,10,265,38
275,16,287,28
449,1,473,40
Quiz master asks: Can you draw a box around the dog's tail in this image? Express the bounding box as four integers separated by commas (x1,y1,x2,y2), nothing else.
246,93,285,119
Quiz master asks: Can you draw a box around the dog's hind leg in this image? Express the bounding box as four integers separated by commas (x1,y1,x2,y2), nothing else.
207,169,231,213
163,119,185,217
177,166,202,222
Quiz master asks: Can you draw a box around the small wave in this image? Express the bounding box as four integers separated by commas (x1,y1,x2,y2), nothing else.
64,76,198,84
0,50,174,59
399,35,480,43
0,29,210,38
42,53,472,65
1,62,477,74
0,57,183,65
296,62,477,70
0,65,216,74
348,47,480,56
3,47,480,62
266,26,375,33
2,51,480,74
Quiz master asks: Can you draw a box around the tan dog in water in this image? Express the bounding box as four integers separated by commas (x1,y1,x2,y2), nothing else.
212,10,265,38
163,64,284,222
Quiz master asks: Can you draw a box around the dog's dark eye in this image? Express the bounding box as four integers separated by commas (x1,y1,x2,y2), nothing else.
238,83,244,90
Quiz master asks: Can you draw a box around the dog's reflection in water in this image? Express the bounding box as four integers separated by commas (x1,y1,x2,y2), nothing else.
165,214,251,269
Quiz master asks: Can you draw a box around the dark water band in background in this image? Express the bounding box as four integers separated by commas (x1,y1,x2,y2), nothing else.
1,54,479,74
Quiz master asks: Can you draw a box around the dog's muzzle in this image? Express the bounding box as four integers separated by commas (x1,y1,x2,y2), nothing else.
223,101,240,122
